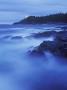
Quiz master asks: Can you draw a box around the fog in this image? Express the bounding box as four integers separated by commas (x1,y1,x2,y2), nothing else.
0,24,67,90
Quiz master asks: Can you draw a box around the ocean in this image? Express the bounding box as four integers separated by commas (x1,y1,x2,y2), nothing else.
0,23,67,90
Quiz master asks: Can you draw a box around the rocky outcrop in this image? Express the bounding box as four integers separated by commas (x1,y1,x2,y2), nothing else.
29,31,67,57
54,31,67,57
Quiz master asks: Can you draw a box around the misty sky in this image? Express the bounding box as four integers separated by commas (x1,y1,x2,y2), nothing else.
0,0,67,24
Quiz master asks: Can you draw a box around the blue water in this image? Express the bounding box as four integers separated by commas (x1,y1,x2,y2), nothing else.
0,24,67,90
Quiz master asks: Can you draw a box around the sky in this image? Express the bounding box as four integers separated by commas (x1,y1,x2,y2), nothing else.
0,0,67,24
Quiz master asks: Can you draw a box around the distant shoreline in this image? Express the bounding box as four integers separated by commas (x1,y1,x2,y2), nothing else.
14,13,67,25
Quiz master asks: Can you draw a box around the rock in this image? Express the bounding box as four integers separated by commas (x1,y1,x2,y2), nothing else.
38,41,55,51
29,31,67,58
29,41,55,57
11,36,22,40
31,31,56,38
54,31,67,57
30,49,44,56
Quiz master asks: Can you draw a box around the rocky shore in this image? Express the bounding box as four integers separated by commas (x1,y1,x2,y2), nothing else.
29,31,67,58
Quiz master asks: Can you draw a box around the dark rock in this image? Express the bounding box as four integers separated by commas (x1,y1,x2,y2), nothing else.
54,31,67,57
30,31,67,57
31,31,56,38
11,36,22,40
28,46,44,56
28,41,55,57
30,49,44,56
38,41,55,51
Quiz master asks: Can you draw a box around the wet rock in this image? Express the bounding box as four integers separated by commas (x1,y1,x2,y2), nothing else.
30,31,67,57
31,31,56,38
38,41,55,51
28,41,54,57
54,31,67,57
28,48,44,57
11,36,22,40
